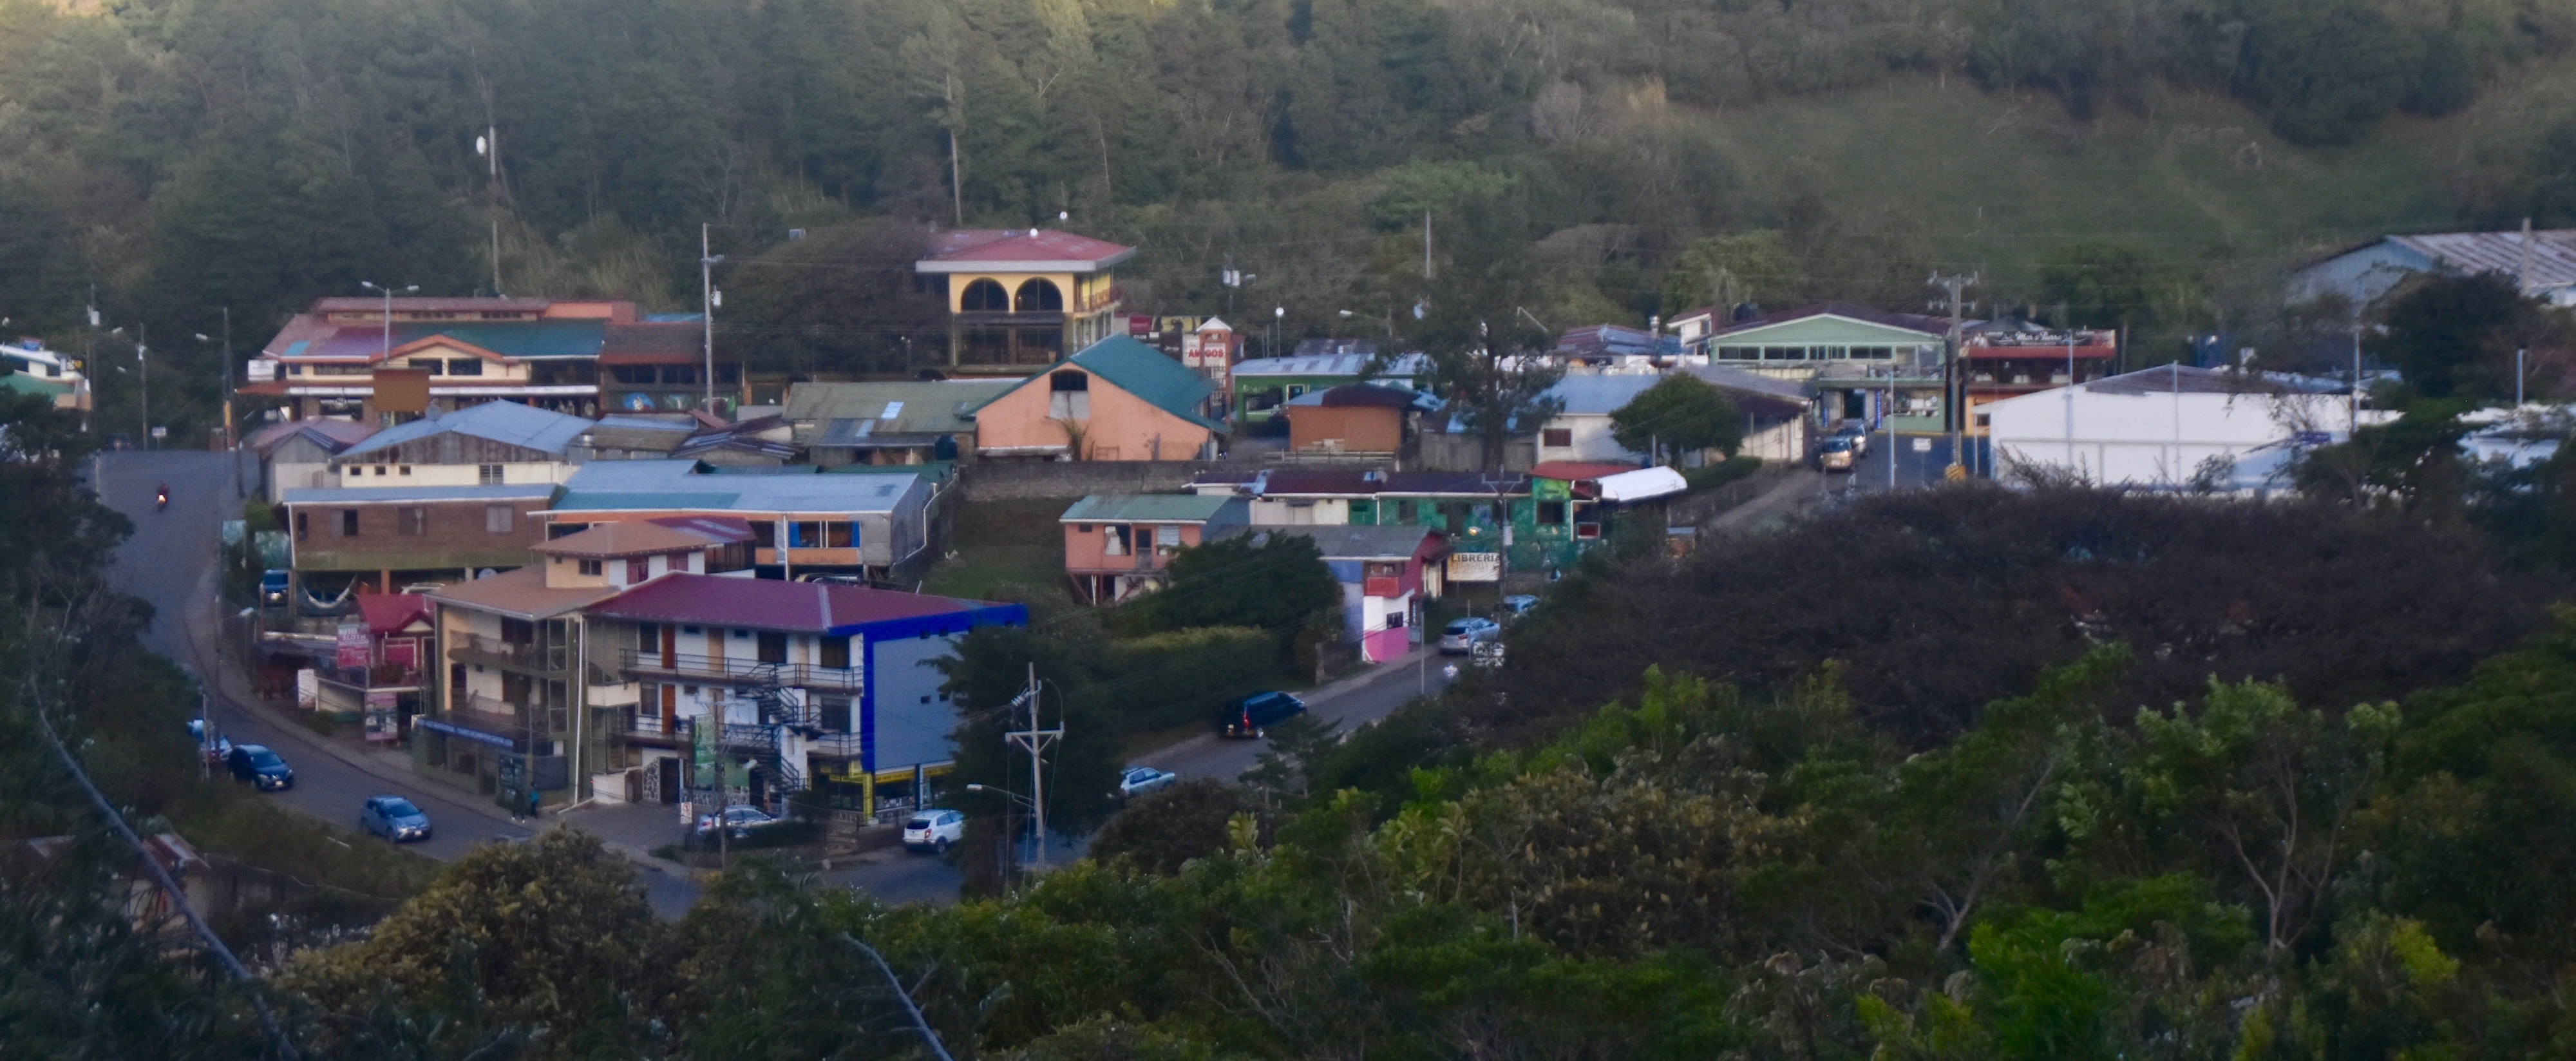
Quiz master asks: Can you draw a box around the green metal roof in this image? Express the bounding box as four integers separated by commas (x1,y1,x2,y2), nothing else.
1059,493,1242,522
395,320,606,360
976,336,1225,432
0,373,68,397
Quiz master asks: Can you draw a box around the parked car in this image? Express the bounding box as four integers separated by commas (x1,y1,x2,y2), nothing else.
260,569,290,607
902,808,965,853
1439,617,1502,654
224,745,293,790
1218,691,1307,738
359,796,433,843
1832,422,1872,457
1817,437,1857,472
693,806,779,839
1119,765,1179,799
1497,595,1540,622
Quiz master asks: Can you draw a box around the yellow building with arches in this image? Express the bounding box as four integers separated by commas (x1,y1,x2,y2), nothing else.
915,229,1135,372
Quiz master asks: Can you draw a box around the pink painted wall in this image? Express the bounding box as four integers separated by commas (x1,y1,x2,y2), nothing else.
977,372,1215,461
1061,520,1210,575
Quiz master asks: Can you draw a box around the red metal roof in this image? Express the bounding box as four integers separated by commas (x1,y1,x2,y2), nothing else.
589,573,995,633
312,297,555,314
1530,461,1643,483
356,593,433,635
920,228,1135,268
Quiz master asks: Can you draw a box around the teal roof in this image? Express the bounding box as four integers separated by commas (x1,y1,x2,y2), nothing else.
1060,493,1242,522
396,320,605,359
976,336,1225,432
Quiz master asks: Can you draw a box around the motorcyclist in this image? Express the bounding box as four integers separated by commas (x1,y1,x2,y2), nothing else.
155,483,171,510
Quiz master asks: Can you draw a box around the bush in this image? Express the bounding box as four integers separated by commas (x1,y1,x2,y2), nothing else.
1082,627,1280,732
1090,779,1267,874
1685,455,1761,493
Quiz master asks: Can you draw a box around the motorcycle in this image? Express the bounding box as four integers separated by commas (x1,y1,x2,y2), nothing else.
155,484,170,511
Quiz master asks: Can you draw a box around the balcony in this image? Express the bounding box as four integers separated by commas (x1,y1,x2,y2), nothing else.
448,634,573,676
618,649,864,692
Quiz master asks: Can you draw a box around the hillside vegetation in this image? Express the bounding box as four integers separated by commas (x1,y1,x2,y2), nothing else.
9,0,2576,435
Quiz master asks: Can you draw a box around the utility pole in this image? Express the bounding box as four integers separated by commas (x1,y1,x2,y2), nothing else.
2517,348,2528,407
136,324,148,450
2520,216,2535,296
1927,272,1977,478
1001,664,1059,870
700,225,723,414
1423,211,1434,281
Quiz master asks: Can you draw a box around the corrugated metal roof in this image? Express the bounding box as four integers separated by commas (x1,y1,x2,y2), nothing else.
1232,352,1434,379
311,297,554,314
975,336,1223,432
786,379,1014,435
2389,230,2576,289
533,519,746,559
2081,365,2347,396
339,400,594,460
553,460,920,514
283,483,556,504
1707,301,1951,339
1059,493,1243,522
428,566,620,620
1547,374,1665,416
588,573,1015,633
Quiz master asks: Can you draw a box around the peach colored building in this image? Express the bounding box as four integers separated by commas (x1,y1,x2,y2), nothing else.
1059,493,1249,603
1282,383,1421,455
969,336,1227,461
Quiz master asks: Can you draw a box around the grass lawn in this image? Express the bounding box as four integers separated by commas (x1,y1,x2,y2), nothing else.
172,783,441,904
921,499,1072,600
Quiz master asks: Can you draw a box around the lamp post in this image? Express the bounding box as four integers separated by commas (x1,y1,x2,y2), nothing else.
1273,305,1285,359
136,325,148,449
359,282,419,360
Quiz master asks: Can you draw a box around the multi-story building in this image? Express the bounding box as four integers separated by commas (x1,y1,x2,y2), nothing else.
1960,327,2119,436
323,400,592,488
416,517,1021,818
279,482,556,596
242,297,710,421
914,229,1134,372
544,459,939,582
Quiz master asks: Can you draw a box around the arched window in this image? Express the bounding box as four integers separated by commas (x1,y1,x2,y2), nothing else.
1014,278,1065,312
960,278,1009,312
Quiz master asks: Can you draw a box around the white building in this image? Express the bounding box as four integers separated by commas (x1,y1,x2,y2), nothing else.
1986,365,2362,488
329,400,593,488
2293,229,2576,309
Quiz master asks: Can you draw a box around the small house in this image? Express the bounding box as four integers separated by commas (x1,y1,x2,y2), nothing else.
1059,493,1249,603
1281,383,1429,457
969,336,1227,461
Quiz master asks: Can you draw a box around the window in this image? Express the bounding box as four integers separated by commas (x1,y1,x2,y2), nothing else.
577,559,603,576
340,509,361,537
1048,371,1090,420
1536,501,1567,524
399,465,412,475
959,278,1010,312
788,521,826,548
1075,523,1094,533
757,631,787,664
824,522,855,548
1014,278,1064,312
478,464,503,484
399,507,428,536
374,465,388,476
1155,524,1182,549
817,695,851,732
819,636,849,669
406,358,445,375
287,363,305,376
659,365,699,385
1103,525,1130,556
636,623,659,651
1396,499,1417,522
1540,428,1572,448
294,511,309,541
627,558,648,582
446,358,484,376
485,506,514,533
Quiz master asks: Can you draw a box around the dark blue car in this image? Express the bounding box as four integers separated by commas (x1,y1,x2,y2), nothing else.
225,745,294,790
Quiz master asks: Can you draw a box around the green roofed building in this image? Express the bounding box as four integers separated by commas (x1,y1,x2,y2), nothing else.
1058,492,1249,604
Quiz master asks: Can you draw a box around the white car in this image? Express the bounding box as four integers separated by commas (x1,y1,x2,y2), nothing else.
1118,766,1179,799
903,808,964,852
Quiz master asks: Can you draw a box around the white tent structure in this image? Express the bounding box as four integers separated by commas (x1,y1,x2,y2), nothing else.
1985,365,2365,489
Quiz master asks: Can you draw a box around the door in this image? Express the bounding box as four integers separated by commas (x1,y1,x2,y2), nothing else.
660,625,676,669
660,683,677,733
656,757,681,805
819,635,850,670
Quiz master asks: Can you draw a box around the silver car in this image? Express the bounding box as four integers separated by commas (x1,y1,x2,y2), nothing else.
1118,766,1179,799
1440,617,1501,654
359,796,432,843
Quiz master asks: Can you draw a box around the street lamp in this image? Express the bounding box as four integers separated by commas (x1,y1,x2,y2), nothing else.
964,783,1043,878
1273,305,1285,359
358,282,419,359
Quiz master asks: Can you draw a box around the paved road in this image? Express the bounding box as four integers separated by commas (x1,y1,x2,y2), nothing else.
1151,647,1457,782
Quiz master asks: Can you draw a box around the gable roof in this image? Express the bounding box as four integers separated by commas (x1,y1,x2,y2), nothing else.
249,417,379,457
1547,374,1667,416
916,228,1136,272
786,379,1016,443
976,336,1224,432
2365,230,2576,290
588,573,1020,635
532,517,752,560
1706,302,1951,341
338,400,594,461
428,566,623,620
356,593,433,634
1060,493,1244,522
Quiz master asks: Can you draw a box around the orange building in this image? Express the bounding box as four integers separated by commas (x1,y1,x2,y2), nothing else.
1281,383,1422,456
968,336,1227,461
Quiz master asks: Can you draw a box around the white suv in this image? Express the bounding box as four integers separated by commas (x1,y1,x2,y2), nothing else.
903,808,965,853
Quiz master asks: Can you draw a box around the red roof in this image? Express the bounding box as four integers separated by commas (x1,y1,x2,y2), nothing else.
357,593,433,635
918,228,1135,269
1530,461,1643,483
589,574,999,633
312,297,554,314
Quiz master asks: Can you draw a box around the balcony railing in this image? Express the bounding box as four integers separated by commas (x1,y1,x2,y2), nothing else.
449,634,572,675
619,649,862,691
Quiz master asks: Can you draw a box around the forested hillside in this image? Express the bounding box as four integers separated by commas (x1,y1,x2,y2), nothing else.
10,0,2576,437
